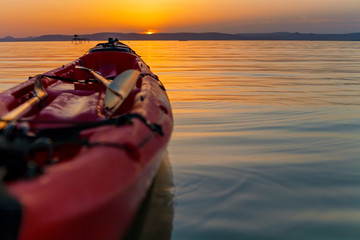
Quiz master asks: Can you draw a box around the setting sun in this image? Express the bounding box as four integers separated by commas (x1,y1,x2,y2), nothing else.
141,29,158,35
0,0,359,37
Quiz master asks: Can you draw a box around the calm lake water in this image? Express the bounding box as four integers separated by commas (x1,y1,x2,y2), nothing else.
1,41,360,239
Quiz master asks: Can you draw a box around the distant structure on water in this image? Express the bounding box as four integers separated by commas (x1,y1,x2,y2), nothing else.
72,34,89,43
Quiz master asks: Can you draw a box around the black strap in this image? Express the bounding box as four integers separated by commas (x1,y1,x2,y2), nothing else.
35,113,163,139
0,113,162,181
41,74,98,84
41,73,158,83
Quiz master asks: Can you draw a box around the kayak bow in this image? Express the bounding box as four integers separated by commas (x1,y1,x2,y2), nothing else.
0,38,173,240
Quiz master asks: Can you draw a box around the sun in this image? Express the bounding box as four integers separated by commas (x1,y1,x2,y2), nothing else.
141,29,158,35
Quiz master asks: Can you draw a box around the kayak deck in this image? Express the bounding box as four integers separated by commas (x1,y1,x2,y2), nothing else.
4,51,150,126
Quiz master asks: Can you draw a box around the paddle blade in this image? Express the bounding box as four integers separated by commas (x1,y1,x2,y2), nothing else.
34,75,47,99
104,70,140,117
0,75,47,129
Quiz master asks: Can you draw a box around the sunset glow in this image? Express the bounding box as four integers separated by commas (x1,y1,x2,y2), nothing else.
0,0,360,37
141,30,158,35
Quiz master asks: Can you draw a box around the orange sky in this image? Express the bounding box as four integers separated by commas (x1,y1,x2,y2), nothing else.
1,0,360,37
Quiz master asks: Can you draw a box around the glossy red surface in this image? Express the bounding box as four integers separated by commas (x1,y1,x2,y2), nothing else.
0,49,173,240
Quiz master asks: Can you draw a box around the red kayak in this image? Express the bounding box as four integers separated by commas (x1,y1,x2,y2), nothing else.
0,38,173,240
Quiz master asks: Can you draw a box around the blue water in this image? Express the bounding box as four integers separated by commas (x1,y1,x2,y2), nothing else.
1,41,360,239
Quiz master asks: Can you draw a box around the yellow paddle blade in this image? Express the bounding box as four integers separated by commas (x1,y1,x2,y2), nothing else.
104,70,140,118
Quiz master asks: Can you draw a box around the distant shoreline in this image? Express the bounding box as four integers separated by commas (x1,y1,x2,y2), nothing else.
1,32,360,42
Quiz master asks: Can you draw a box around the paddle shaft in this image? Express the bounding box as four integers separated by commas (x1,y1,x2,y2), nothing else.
75,66,111,87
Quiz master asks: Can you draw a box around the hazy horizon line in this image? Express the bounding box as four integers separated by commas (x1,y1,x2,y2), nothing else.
1,31,360,42
2,30,360,39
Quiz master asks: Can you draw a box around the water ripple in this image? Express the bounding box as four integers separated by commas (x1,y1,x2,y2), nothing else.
173,160,360,239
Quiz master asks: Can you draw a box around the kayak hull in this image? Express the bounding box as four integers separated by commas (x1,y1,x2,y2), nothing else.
0,40,173,239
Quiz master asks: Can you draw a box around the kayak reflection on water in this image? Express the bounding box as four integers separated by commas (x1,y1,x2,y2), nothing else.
125,152,174,240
